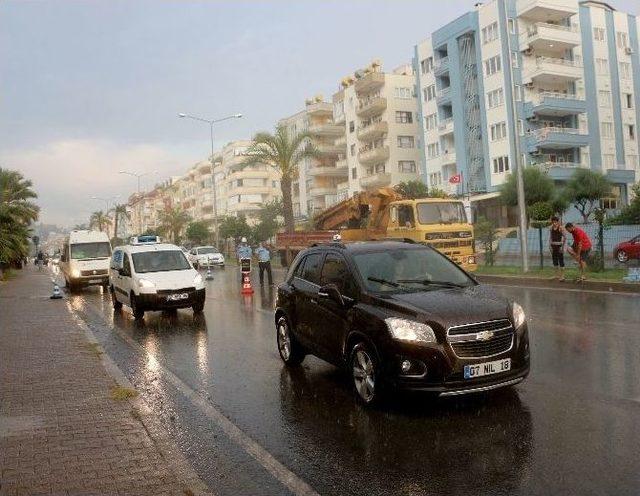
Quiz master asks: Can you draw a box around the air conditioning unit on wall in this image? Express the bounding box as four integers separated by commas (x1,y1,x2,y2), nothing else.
625,47,634,55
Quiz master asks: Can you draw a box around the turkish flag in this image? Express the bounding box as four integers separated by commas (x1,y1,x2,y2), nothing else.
449,174,461,184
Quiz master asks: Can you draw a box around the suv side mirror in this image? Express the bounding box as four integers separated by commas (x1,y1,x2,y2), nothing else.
318,284,344,306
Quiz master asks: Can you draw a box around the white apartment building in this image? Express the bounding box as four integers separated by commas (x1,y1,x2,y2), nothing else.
332,61,422,202
280,97,346,218
415,0,638,225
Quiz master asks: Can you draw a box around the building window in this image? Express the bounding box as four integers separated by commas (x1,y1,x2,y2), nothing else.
603,154,615,168
350,144,356,156
620,62,632,79
351,167,357,179
484,55,502,76
482,22,498,44
397,136,415,148
487,88,505,109
508,18,517,34
593,27,606,42
511,52,519,68
625,93,634,109
598,90,611,108
601,121,614,138
396,111,413,123
617,31,629,49
349,121,355,133
375,164,386,174
626,124,635,140
424,84,437,102
421,57,434,74
424,113,438,131
394,87,413,99
398,161,417,173
596,58,608,75
514,84,522,101
492,156,510,174
518,119,525,136
427,143,440,159
490,121,507,141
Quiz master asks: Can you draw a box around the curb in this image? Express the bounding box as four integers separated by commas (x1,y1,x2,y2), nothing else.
475,274,640,294
66,304,214,496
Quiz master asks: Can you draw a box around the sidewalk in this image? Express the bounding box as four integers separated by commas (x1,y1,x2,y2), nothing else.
0,267,211,495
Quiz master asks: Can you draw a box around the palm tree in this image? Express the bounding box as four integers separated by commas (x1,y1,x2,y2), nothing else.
0,168,39,269
112,204,130,240
159,206,191,243
89,210,111,232
243,124,317,233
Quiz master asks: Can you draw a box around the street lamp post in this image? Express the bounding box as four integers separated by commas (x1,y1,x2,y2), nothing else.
178,112,242,249
119,170,158,193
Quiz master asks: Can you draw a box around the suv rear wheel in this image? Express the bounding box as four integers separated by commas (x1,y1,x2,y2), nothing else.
350,342,382,406
276,316,305,365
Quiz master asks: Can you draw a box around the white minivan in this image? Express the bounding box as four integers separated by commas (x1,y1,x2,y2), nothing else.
109,237,206,320
60,230,112,291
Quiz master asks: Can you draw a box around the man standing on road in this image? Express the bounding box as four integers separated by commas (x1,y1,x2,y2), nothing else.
565,223,592,282
236,237,252,284
255,242,273,286
549,216,566,281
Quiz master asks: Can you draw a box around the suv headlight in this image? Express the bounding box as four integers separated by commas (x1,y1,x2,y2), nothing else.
194,273,203,285
385,318,437,344
137,278,155,289
512,302,526,328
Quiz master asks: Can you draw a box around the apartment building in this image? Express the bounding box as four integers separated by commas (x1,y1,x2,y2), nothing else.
415,0,638,225
279,97,346,218
331,61,422,202
125,187,171,235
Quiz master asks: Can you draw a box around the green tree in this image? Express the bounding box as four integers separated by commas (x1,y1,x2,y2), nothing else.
158,206,191,243
185,221,211,245
564,169,611,223
474,216,497,266
89,210,111,233
395,180,429,199
243,125,317,233
427,188,449,199
218,215,251,242
499,167,555,208
252,199,283,242
112,204,129,241
0,168,39,270
610,182,640,224
528,201,554,269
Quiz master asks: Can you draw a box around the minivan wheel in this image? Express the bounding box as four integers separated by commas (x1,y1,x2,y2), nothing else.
617,250,629,263
111,287,122,310
350,343,380,405
276,316,304,365
130,294,145,320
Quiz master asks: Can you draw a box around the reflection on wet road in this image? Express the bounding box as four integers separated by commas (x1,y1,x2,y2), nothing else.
59,266,640,496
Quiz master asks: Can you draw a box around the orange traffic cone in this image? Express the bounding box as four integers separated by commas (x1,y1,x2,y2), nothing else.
241,272,254,295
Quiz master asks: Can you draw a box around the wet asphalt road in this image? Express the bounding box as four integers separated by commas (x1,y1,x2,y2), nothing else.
53,266,640,496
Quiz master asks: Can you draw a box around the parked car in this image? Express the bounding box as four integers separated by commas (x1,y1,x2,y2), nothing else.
274,240,530,405
614,235,640,263
188,246,225,269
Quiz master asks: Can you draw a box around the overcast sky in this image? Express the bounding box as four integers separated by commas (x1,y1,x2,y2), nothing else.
1,0,638,226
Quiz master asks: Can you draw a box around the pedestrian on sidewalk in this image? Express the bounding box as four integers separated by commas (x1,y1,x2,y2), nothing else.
565,223,592,282
255,242,273,286
236,237,252,284
549,216,566,281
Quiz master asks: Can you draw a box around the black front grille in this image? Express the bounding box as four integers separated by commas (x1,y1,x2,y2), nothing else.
80,269,108,276
156,287,196,295
451,334,513,358
448,319,512,336
427,240,473,249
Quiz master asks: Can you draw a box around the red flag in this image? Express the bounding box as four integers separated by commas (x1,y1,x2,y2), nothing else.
449,174,461,184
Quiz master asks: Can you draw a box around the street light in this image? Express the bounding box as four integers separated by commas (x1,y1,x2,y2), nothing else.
90,195,120,211
178,112,243,248
119,170,158,193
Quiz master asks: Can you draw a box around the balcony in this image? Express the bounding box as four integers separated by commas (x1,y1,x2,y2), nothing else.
354,71,385,95
197,162,211,173
335,159,348,171
226,168,270,182
357,120,388,141
356,97,387,118
436,87,452,105
335,135,347,148
434,56,449,76
305,101,333,117
308,122,345,137
517,0,578,22
360,172,392,189
526,91,586,118
438,117,454,135
316,143,344,155
309,186,338,197
306,165,349,178
527,127,589,150
441,150,457,165
522,56,583,85
227,186,276,197
520,23,580,53
358,146,390,165
228,202,262,214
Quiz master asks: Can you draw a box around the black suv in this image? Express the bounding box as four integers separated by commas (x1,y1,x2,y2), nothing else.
274,241,530,405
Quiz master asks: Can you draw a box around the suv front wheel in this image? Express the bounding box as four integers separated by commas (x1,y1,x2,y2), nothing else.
350,342,382,406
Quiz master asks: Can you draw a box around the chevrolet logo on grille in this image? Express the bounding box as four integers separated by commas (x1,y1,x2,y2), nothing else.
92,270,97,275
476,331,495,341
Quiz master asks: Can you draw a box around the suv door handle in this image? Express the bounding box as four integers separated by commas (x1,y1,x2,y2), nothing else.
310,298,318,305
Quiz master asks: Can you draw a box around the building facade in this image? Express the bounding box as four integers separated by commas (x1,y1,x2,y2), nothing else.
415,0,638,225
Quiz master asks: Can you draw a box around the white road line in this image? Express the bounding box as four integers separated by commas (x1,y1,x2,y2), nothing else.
74,303,320,496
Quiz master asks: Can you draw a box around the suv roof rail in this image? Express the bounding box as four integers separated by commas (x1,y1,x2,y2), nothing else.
310,242,347,249
369,237,416,244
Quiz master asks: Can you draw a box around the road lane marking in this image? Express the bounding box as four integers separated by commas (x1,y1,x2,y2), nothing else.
72,302,320,496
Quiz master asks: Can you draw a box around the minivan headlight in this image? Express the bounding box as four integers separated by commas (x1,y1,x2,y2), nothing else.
71,268,80,278
512,302,526,328
385,318,436,344
194,273,203,285
137,278,155,289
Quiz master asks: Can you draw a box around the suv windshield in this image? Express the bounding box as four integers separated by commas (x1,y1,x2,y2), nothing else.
70,242,111,260
416,202,467,225
131,250,191,273
353,247,474,293
198,247,219,255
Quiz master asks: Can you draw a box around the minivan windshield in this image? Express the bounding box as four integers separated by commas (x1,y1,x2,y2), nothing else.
353,247,474,293
416,202,467,225
198,247,219,255
131,250,191,274
70,242,111,260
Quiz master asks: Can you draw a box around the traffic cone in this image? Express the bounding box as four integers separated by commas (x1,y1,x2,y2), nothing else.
50,282,63,299
205,268,214,280
241,272,254,295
